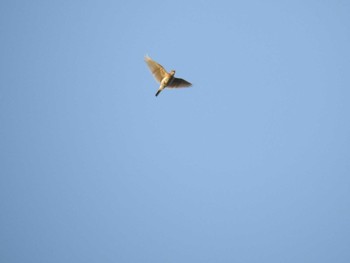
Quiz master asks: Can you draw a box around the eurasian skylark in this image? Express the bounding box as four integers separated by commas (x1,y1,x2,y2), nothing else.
144,55,192,97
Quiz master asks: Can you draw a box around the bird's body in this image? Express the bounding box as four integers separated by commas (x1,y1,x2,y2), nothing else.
144,55,192,96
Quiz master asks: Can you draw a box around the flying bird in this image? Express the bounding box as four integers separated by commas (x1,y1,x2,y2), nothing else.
144,55,192,97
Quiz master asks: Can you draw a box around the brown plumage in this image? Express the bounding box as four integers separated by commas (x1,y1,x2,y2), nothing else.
144,55,192,96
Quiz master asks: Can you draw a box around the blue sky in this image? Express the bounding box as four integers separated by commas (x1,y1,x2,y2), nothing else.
1,1,350,262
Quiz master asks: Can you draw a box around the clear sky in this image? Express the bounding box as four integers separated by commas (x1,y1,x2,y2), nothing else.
1,1,350,262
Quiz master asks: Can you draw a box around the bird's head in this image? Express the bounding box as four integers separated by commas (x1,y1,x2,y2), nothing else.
170,70,176,76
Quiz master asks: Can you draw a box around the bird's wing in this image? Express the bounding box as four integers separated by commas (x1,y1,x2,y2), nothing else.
144,56,168,83
168,77,192,88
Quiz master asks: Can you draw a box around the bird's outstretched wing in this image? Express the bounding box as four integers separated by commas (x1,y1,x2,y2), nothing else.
169,77,192,88
144,56,168,83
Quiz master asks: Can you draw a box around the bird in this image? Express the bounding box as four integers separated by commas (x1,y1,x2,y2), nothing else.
144,55,192,97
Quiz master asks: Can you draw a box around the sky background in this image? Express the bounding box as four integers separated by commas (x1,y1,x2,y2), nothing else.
1,1,350,262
